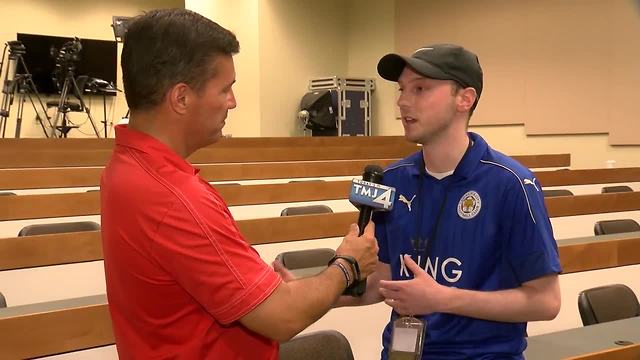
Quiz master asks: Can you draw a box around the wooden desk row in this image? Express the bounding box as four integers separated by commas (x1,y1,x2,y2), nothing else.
1,176,639,222
0,136,419,168
525,316,640,360
4,138,639,359
0,153,574,190
1,232,639,359
2,193,640,272
0,188,639,359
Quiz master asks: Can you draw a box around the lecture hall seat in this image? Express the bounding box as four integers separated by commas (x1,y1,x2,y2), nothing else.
578,284,640,326
601,185,633,193
280,330,355,360
17,221,101,237
280,205,334,217
542,189,574,197
593,219,640,236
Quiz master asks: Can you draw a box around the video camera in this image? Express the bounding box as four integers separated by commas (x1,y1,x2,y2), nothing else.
51,37,83,91
51,37,82,69
6,40,26,55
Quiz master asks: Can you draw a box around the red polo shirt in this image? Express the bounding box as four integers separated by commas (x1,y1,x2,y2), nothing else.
101,125,280,359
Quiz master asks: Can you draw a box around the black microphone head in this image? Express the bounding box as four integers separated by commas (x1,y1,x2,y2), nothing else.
362,165,384,184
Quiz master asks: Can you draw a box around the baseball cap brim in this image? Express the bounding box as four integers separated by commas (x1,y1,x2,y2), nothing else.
377,53,450,82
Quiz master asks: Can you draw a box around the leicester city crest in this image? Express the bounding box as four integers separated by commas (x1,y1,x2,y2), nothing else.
457,190,481,219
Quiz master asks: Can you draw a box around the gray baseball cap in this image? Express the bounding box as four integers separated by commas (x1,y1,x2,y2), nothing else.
377,43,483,100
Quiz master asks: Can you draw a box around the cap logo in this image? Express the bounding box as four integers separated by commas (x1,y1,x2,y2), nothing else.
413,47,433,55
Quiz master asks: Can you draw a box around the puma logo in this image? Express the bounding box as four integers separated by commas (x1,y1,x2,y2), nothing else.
399,194,416,211
523,178,540,192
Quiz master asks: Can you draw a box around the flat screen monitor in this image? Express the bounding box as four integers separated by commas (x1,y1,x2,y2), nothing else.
15,33,117,96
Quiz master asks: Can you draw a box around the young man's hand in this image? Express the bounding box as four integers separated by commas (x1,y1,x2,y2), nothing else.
379,254,452,315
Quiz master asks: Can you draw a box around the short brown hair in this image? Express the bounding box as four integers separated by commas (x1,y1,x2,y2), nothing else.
122,9,239,111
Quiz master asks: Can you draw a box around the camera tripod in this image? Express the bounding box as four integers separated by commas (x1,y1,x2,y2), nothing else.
0,42,52,138
49,68,100,138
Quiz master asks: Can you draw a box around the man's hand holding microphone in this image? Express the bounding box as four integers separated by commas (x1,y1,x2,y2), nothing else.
273,165,394,296
330,221,378,293
336,165,395,296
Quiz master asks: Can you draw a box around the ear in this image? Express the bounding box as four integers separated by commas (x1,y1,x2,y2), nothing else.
167,83,191,115
457,87,477,113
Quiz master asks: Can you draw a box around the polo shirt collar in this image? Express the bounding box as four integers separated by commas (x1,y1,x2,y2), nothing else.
405,151,424,177
410,132,487,180
453,132,487,180
114,125,197,175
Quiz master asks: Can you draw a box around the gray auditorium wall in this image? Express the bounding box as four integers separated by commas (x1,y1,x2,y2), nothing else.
184,0,262,137
257,0,348,137
194,0,639,168
396,0,640,140
187,0,399,138
393,0,640,167
255,0,402,137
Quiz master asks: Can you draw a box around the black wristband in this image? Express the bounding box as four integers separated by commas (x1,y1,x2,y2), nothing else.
330,262,351,288
328,255,361,283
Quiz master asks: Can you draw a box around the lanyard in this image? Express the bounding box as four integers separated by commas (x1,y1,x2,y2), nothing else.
411,138,473,262
412,175,448,263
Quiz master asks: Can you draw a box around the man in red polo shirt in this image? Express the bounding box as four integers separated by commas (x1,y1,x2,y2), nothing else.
100,9,378,360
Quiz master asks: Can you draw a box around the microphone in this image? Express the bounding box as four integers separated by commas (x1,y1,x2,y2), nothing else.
346,165,395,296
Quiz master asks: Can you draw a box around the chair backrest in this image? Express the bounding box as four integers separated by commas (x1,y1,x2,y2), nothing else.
542,189,574,197
280,205,333,216
0,291,6,308
276,248,336,270
578,284,640,326
279,330,354,360
601,185,633,193
593,219,640,236
18,221,101,237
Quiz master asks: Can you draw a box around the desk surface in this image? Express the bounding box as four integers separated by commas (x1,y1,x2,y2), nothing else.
525,317,640,359
556,230,640,247
0,294,106,318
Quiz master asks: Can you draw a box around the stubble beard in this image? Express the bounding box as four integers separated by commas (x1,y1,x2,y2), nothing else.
404,116,453,146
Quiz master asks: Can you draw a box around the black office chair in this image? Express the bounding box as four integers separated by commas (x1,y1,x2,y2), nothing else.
542,189,574,197
18,221,101,237
593,219,640,236
578,284,640,326
601,185,633,193
280,205,333,216
0,291,6,308
280,330,354,360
